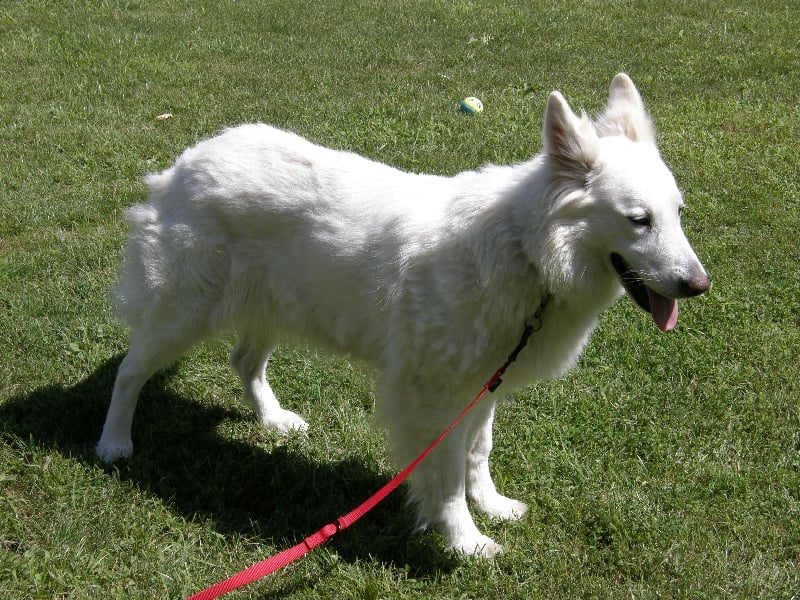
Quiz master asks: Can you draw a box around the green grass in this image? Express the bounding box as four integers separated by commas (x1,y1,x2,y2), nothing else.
1,0,799,597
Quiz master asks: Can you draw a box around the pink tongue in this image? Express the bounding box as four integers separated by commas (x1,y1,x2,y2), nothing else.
647,289,678,332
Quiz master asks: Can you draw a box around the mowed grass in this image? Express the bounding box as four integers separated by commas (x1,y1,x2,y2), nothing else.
1,0,799,598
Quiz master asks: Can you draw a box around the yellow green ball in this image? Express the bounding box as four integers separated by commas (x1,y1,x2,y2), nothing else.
459,97,483,114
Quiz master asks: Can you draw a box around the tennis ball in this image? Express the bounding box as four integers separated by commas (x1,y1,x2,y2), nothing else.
459,96,483,115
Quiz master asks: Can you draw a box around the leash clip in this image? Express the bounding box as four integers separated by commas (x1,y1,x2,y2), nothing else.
526,293,551,333
490,294,551,394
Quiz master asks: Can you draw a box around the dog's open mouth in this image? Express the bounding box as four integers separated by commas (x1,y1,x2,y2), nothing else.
610,253,678,332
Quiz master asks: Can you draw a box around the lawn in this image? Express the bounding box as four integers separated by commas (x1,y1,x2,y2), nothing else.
1,0,798,598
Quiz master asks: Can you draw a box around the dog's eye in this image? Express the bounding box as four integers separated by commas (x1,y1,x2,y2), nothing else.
628,214,652,228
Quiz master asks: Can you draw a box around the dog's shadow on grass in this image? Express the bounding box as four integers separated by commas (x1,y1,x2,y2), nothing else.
0,355,458,579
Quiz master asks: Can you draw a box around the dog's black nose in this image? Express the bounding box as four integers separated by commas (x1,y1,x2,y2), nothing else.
681,271,710,297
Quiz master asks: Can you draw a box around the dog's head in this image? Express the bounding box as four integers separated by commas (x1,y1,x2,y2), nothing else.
541,73,710,331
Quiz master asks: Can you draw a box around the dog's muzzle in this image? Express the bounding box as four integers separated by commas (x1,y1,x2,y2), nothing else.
610,253,709,332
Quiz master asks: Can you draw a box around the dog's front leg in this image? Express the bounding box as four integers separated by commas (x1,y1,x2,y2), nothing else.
466,400,528,521
399,418,504,558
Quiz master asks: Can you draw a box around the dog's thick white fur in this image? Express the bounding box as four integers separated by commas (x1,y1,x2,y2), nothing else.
97,74,709,557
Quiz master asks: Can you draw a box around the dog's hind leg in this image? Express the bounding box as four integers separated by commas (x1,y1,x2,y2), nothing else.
466,400,528,521
229,336,309,434
97,320,207,463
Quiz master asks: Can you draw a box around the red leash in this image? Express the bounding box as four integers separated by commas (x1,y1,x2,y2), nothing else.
187,302,547,600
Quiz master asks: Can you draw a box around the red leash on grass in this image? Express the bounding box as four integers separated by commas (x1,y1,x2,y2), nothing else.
187,299,549,600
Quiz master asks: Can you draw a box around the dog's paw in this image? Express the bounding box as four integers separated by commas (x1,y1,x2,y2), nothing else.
472,494,528,521
263,409,309,435
96,438,133,463
448,533,504,558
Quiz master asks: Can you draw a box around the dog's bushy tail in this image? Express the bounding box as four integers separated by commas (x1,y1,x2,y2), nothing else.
113,168,231,335
113,191,170,329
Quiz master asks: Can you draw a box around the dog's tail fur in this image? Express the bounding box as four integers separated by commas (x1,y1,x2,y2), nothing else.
113,201,165,330
113,169,228,334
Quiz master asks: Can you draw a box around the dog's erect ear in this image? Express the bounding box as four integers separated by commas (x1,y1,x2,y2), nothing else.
543,91,599,173
608,73,645,111
595,73,656,143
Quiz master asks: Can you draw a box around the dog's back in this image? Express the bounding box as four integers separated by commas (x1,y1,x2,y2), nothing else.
115,124,463,359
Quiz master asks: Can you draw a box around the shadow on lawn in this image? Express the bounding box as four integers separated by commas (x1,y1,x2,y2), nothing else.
0,355,458,578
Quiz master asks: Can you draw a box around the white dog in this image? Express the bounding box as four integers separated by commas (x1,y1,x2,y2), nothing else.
97,74,709,557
